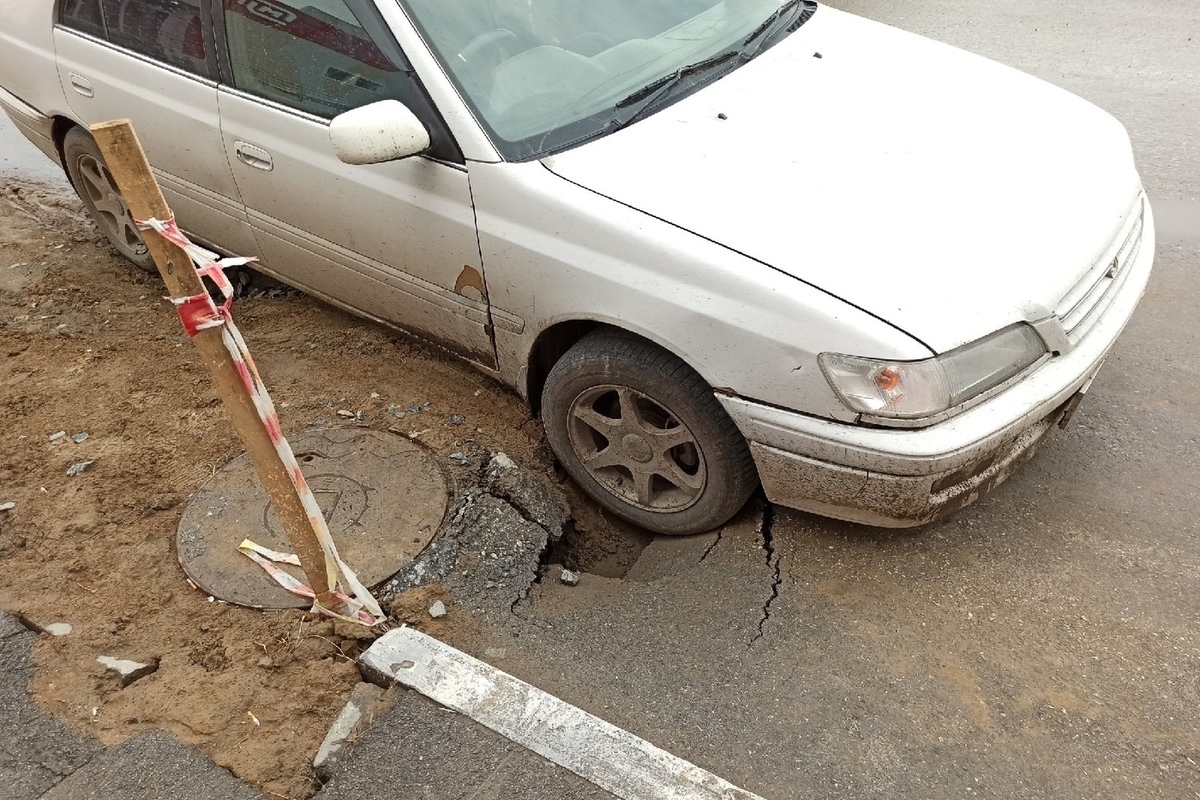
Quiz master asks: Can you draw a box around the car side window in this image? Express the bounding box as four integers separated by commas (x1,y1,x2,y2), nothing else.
92,0,214,78
224,0,401,118
60,0,108,38
221,0,461,160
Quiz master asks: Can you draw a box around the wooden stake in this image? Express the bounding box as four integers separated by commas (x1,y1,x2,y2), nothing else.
91,119,334,607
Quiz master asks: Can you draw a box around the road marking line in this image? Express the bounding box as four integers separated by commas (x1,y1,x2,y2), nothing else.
360,627,766,800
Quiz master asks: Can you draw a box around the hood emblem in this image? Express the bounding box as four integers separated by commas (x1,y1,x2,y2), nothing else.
1106,255,1121,279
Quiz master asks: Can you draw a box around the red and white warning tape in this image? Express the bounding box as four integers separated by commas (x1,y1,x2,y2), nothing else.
139,216,385,626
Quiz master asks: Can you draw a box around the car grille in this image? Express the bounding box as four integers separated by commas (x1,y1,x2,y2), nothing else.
1057,196,1146,343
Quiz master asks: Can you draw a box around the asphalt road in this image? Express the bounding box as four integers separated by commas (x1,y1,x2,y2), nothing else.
496,3,1200,800
2,2,1196,798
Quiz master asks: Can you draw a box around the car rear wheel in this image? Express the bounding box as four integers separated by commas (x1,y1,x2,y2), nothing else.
63,127,156,272
542,330,759,535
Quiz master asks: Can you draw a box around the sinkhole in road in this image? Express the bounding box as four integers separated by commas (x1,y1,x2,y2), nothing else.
540,513,654,580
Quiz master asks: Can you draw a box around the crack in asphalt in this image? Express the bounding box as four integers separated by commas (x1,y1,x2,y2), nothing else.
699,526,724,562
511,527,553,617
493,485,555,538
750,503,782,645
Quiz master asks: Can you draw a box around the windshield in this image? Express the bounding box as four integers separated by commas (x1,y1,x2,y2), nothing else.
398,0,816,160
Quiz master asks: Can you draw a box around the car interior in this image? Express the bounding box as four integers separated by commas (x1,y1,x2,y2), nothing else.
403,0,771,140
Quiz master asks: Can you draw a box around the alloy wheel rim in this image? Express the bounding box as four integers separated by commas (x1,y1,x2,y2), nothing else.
567,385,707,513
77,154,147,256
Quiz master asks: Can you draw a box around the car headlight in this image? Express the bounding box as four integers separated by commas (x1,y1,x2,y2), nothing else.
819,324,1048,419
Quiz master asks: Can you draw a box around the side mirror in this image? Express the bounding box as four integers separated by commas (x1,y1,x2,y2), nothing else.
329,100,431,165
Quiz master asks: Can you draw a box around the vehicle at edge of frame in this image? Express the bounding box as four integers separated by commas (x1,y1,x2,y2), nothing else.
0,0,1155,534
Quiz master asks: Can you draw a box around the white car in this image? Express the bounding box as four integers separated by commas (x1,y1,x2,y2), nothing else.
0,0,1154,534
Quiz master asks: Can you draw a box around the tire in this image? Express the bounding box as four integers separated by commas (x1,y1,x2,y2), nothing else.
62,126,156,272
542,330,759,535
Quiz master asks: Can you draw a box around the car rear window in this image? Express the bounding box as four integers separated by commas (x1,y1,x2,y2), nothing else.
58,0,215,80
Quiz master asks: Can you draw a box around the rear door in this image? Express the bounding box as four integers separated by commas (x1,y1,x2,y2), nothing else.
213,0,495,366
54,0,258,255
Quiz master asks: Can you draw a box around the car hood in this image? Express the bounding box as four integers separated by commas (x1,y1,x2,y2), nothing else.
542,6,1144,353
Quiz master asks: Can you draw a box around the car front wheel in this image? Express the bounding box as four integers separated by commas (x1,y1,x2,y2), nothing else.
541,330,759,535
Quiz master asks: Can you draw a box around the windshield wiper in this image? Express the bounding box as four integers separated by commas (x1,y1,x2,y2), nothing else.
740,0,812,61
607,1,817,133
608,49,741,132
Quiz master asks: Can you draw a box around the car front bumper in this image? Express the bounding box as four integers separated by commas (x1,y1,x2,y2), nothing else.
720,201,1156,528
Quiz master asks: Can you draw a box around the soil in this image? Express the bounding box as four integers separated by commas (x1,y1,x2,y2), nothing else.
0,178,642,798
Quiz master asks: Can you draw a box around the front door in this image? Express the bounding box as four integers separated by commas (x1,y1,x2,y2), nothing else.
54,0,258,256
213,0,494,366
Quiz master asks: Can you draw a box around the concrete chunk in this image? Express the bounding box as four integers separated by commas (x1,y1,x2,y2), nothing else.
485,452,571,539
313,682,386,782
66,461,94,477
97,656,157,687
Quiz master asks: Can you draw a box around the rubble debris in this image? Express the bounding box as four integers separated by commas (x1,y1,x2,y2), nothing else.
560,569,581,587
66,461,95,477
428,600,447,619
0,502,14,512
44,622,73,636
146,494,181,512
97,655,158,687
448,453,470,466
381,454,575,617
485,453,571,540
72,432,89,444
448,414,466,426
49,431,66,441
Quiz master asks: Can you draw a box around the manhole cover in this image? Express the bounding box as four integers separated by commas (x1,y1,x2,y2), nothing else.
177,428,449,609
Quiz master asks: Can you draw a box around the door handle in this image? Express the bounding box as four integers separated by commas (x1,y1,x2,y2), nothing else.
234,141,274,172
68,73,94,98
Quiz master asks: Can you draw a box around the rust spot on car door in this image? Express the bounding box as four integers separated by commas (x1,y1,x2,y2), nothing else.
454,266,487,301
